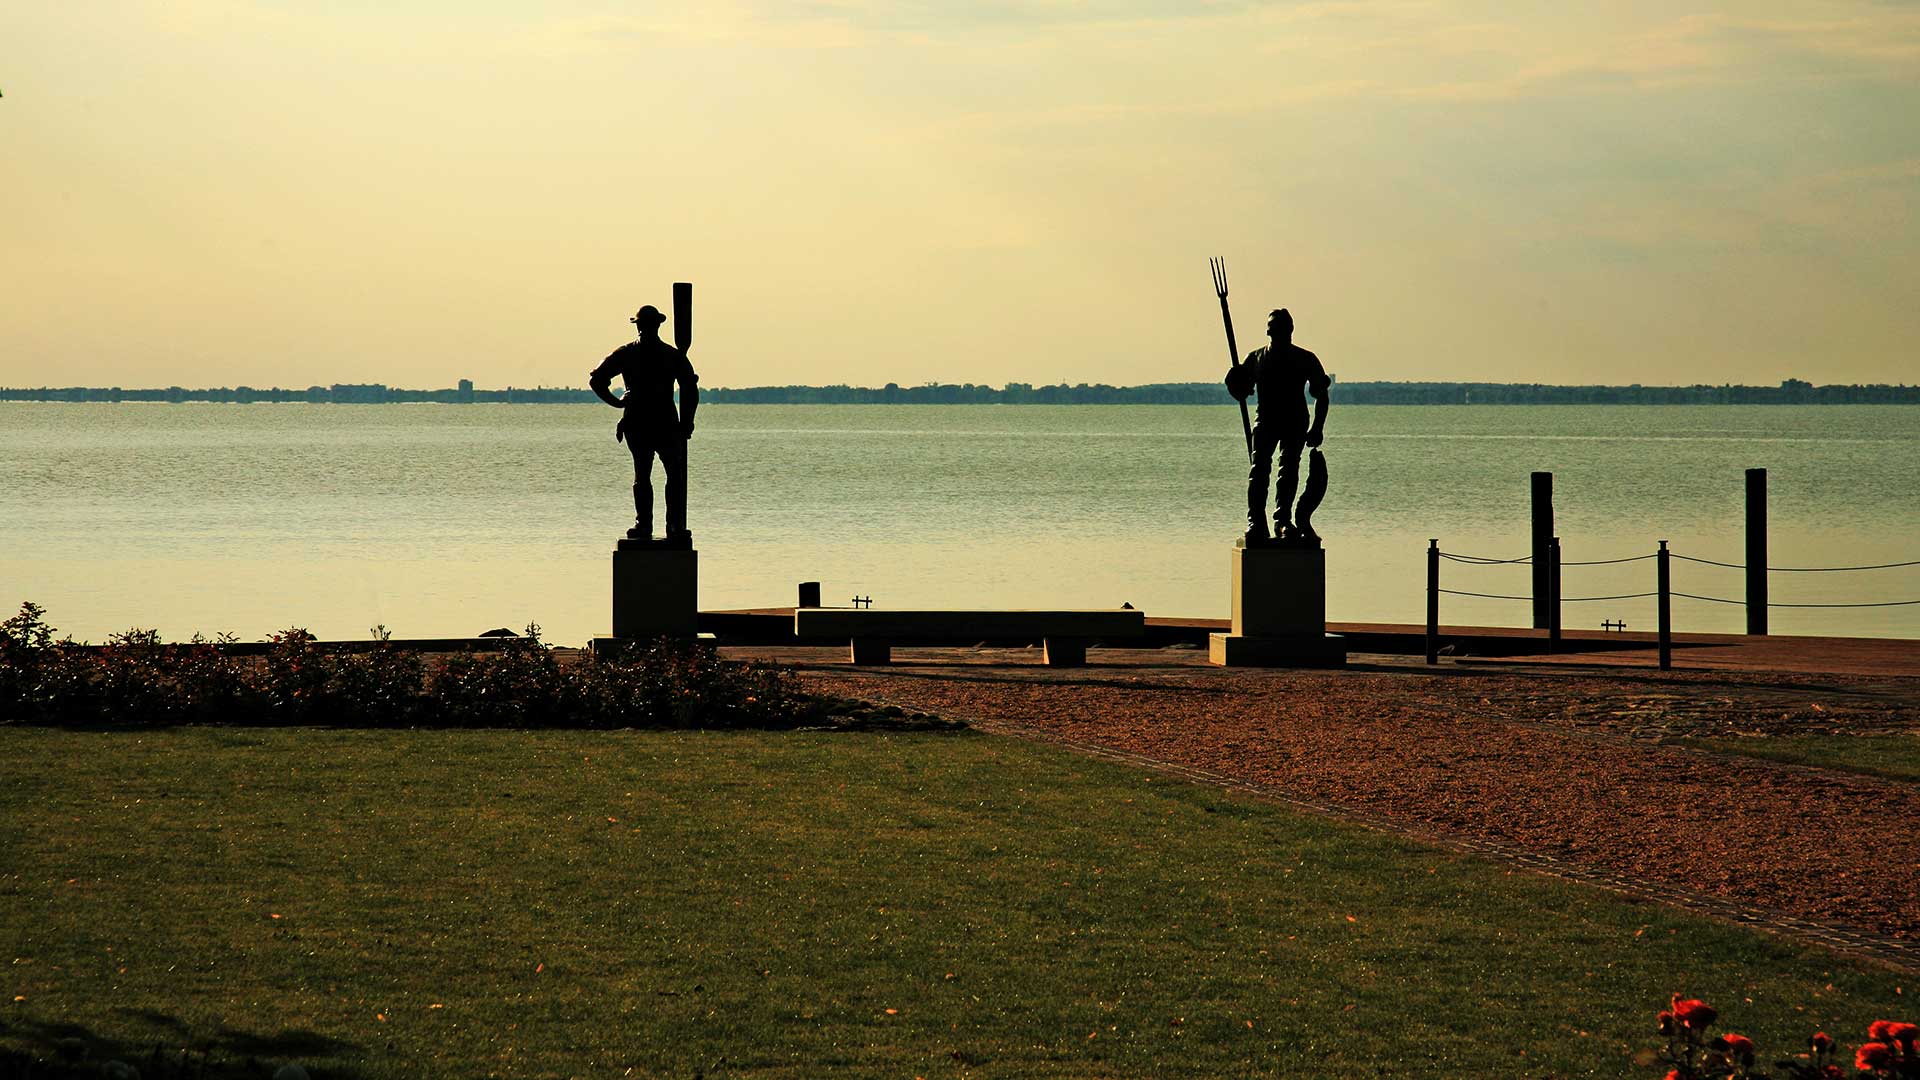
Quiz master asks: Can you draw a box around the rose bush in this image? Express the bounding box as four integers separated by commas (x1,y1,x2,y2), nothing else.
1646,996,1916,1079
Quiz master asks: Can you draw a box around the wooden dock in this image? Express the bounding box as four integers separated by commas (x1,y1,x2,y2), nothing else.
700,609,1920,678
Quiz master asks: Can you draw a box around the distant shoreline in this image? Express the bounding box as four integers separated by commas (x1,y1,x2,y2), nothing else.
3,379,1917,405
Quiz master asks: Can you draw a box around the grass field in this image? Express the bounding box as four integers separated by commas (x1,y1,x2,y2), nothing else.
1688,732,1920,784
1,726,1907,1078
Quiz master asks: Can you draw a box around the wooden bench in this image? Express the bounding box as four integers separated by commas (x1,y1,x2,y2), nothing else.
793,608,1146,667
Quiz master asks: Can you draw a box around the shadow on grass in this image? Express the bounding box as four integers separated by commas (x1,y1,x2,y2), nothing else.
0,1012,365,1079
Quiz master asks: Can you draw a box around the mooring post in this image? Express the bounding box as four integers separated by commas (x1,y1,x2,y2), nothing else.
1548,536,1562,653
1746,467,1768,635
1531,471,1554,629
1426,539,1440,665
1657,540,1672,670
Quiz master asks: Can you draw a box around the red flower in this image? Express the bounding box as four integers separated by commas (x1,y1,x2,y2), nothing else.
1857,1041,1893,1071
1889,1022,1920,1046
1870,1020,1897,1042
1722,1033,1755,1065
1657,1010,1675,1037
1810,1031,1835,1054
1664,1071,1681,1080
1670,997,1717,1031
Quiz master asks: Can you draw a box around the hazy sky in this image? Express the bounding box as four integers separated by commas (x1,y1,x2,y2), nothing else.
4,1,1916,389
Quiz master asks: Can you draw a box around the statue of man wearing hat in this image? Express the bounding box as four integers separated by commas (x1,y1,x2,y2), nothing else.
590,304,699,543
1225,308,1330,544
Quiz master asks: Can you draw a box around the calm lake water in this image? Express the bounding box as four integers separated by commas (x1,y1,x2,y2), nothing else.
3,403,1917,645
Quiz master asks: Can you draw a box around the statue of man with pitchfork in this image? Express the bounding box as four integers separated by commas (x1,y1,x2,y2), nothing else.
1213,261,1330,545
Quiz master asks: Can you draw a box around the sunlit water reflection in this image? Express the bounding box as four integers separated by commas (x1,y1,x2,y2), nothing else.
3,403,1915,644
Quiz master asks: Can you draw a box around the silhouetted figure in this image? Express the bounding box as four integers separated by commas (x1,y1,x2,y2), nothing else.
590,305,698,543
1225,308,1330,544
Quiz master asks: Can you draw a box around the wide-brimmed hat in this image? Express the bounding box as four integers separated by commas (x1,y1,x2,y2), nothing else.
631,305,667,327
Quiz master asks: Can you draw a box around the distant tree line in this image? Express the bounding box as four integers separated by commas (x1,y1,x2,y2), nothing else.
1330,378,1920,405
0,381,594,404
705,381,1231,404
3,377,1916,405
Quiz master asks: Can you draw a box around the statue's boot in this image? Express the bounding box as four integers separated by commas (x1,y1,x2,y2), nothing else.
1245,440,1273,544
662,437,689,544
1272,441,1303,541
1245,476,1271,542
627,482,651,540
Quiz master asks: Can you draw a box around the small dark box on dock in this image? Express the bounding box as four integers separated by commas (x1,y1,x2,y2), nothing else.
798,581,821,609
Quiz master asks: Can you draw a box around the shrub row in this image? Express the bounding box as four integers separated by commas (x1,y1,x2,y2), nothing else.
0,603,806,730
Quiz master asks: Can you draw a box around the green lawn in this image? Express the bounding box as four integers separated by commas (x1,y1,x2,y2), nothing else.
1687,732,1920,784
0,727,1906,1079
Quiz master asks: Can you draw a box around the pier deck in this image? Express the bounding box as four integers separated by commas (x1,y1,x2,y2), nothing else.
704,609,1920,678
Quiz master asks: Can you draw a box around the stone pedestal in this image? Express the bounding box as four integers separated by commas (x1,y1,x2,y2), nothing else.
1210,541,1347,668
611,540,698,641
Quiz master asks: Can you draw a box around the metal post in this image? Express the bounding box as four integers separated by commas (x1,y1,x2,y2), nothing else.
1746,467,1768,635
1531,471,1554,629
1548,536,1561,652
1657,540,1671,670
1426,539,1440,665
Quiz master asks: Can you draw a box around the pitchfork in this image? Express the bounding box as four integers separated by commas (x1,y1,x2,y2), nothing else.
1211,257,1254,463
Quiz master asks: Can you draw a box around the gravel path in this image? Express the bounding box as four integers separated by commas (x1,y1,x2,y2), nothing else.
748,648,1920,961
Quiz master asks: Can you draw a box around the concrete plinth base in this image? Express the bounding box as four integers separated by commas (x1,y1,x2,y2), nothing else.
1214,540,1343,667
611,544,698,641
1209,632,1347,668
1041,637,1087,667
849,638,892,665
1231,542,1326,637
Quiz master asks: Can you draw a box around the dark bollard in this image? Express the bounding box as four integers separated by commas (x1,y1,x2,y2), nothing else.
797,581,821,609
1548,536,1561,653
1657,540,1672,670
1531,472,1554,629
1426,539,1439,665
1746,468,1768,635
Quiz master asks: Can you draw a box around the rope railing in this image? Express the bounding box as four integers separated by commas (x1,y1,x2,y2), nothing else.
1448,548,1916,574
1440,588,1657,602
1669,554,1920,572
1425,536,1917,670
1437,552,1532,565
1671,592,1920,608
1441,550,1656,566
